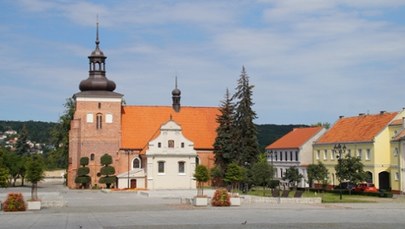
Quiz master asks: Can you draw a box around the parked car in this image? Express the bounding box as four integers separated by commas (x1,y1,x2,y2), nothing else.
354,183,378,193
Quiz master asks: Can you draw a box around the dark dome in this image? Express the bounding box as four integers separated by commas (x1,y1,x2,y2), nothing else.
172,88,181,96
79,77,116,92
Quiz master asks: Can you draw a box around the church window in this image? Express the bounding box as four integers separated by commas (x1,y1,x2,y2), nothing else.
96,113,102,129
90,154,95,161
98,103,101,109
158,161,165,174
168,140,174,148
178,161,185,174
106,114,113,123
133,158,140,169
158,142,161,148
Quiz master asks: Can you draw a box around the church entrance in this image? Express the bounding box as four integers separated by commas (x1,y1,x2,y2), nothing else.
130,179,137,189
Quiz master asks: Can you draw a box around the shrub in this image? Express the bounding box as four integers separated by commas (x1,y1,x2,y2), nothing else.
3,193,26,212
211,188,231,207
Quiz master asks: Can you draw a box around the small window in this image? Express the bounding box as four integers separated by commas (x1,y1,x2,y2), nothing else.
90,153,95,161
195,157,200,165
133,158,140,169
331,150,334,160
181,142,185,148
395,172,399,181
316,150,320,160
98,102,101,109
285,151,288,161
106,114,113,123
178,161,185,174
347,149,351,157
280,152,283,161
290,151,293,161
357,149,362,159
366,149,371,160
158,142,161,148
86,113,93,123
295,151,299,161
168,140,174,148
96,113,102,129
158,161,165,174
274,152,278,161
394,147,399,157
323,150,328,160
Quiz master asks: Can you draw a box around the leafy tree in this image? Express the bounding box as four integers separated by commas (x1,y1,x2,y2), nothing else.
233,66,260,167
194,165,210,196
213,88,236,176
25,154,45,200
75,157,91,188
250,155,274,196
224,162,245,195
15,125,29,156
335,154,367,193
0,167,9,188
282,166,303,190
50,98,75,169
99,154,116,188
2,150,21,186
210,165,224,187
307,161,329,189
17,156,28,186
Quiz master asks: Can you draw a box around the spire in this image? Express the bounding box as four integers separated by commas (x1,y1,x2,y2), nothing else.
172,76,181,112
79,20,116,92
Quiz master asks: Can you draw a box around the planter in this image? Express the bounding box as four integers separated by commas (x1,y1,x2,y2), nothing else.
230,197,241,206
27,201,41,210
193,196,208,206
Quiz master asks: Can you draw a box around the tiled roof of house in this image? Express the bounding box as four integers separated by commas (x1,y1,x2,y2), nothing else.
316,112,398,144
265,126,324,150
121,106,219,150
393,129,405,141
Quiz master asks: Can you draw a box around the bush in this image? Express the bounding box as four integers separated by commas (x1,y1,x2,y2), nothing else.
2,193,26,212
211,188,231,207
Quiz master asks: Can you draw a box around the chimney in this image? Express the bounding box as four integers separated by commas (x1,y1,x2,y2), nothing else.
380,111,386,115
339,115,344,119
359,113,365,116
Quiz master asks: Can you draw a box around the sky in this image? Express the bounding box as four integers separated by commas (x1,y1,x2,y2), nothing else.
1,0,405,125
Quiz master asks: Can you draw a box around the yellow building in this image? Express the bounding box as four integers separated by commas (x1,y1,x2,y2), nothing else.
313,110,405,193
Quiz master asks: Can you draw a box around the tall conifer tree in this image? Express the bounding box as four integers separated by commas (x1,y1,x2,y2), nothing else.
233,66,260,167
213,88,236,175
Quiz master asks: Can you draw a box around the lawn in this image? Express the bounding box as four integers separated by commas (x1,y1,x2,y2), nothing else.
246,187,382,203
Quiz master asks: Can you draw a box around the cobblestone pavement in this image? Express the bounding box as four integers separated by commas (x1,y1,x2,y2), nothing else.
1,182,405,229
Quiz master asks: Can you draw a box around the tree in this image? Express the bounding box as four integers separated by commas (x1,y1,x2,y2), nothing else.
75,157,91,188
335,154,367,193
213,88,236,176
250,154,274,196
99,154,116,189
307,161,329,190
25,154,45,201
50,98,75,169
0,167,9,188
2,150,21,186
224,162,245,195
15,125,29,156
233,66,260,167
194,165,210,196
282,166,303,190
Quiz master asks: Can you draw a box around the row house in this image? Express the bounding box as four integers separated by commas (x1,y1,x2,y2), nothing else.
313,110,405,193
265,126,326,188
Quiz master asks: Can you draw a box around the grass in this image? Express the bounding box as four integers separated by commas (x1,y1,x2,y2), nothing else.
246,187,381,203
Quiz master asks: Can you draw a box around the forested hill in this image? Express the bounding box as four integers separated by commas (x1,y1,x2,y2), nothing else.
0,120,57,144
257,124,308,150
0,120,306,150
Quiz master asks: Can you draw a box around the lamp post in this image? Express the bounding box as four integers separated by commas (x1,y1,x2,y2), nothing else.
333,143,346,200
120,148,132,189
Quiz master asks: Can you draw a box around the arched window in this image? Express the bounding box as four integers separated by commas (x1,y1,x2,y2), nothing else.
133,158,141,169
90,153,95,161
168,140,174,148
96,113,102,129
195,156,200,165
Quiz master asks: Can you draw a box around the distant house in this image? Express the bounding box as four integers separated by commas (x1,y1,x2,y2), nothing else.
265,126,326,188
313,110,405,193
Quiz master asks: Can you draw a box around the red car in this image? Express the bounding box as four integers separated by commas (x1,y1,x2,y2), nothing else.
354,183,378,192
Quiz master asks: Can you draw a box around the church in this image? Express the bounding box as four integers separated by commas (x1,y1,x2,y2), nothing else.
67,25,219,189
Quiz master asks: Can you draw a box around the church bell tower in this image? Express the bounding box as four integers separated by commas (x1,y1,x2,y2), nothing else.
67,22,123,188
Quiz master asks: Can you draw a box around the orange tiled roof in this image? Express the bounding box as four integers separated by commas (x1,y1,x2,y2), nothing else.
316,112,398,144
390,119,403,126
393,129,405,141
265,126,324,150
121,106,220,150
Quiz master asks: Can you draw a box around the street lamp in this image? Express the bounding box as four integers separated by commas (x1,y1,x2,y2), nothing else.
120,148,132,189
333,143,346,200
